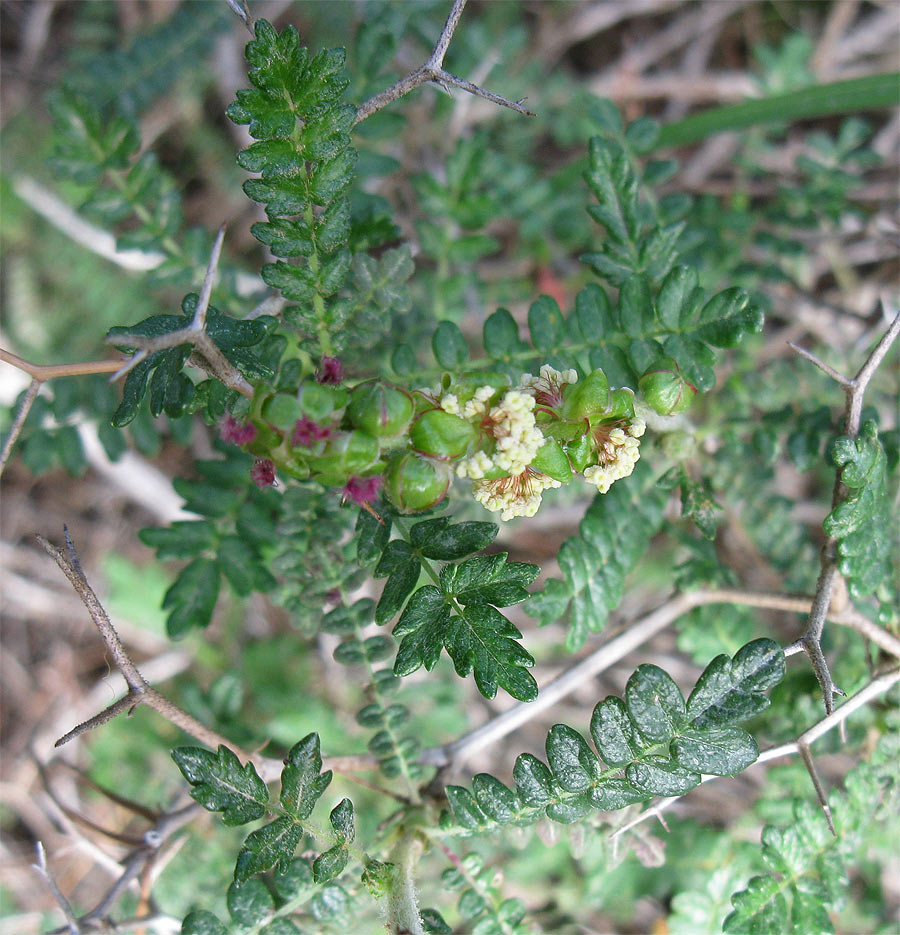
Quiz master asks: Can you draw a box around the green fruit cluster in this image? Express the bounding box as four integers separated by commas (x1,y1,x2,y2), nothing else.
224,359,691,518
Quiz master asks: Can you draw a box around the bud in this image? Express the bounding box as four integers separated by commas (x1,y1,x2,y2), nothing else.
316,356,344,384
384,452,451,512
529,438,572,483
307,430,380,482
346,381,414,438
638,357,696,415
560,369,609,421
410,409,477,459
251,458,276,488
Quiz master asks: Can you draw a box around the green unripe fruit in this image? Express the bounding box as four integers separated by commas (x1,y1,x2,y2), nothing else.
561,369,609,420
638,357,696,415
261,393,304,431
410,409,477,459
297,381,337,421
307,430,380,479
530,438,572,483
384,452,450,512
346,381,414,438
603,387,636,421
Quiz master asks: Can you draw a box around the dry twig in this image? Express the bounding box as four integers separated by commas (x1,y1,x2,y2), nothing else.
105,225,253,399
354,0,534,125
787,309,900,713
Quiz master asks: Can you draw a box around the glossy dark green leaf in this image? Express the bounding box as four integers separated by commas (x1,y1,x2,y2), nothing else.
280,733,333,820
590,697,642,767
445,786,489,830
440,553,539,607
432,320,469,369
512,753,554,807
313,844,349,883
227,879,274,928
409,517,498,560
625,758,699,796
625,664,686,743
685,639,785,729
673,727,758,776
393,586,452,675
234,816,304,882
172,745,268,825
374,540,421,624
163,557,220,637
471,774,520,824
355,502,391,566
181,910,228,935
444,604,537,701
545,725,602,793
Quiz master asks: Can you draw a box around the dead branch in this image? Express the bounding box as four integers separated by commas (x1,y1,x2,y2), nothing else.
788,308,900,713
105,226,253,398
354,0,534,125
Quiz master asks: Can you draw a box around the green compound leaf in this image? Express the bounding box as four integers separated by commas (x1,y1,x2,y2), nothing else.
374,539,421,625
162,557,220,638
227,879,275,928
172,745,269,826
234,816,304,883
526,461,669,650
393,554,539,702
724,734,900,934
181,910,228,935
823,420,893,599
408,517,498,561
228,19,371,354
280,733,333,820
442,639,784,834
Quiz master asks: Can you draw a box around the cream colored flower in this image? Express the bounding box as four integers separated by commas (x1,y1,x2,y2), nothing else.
583,417,645,494
484,389,543,476
518,364,578,408
440,393,461,415
472,467,561,521
456,449,494,480
462,384,496,419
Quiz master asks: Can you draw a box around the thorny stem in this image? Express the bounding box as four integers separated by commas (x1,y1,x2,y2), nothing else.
106,226,254,397
38,529,380,780
38,533,258,759
32,842,80,935
354,0,535,125
0,353,131,477
611,665,900,842
788,309,900,713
